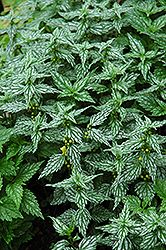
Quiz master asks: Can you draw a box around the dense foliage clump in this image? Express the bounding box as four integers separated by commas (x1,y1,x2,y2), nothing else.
1,0,166,249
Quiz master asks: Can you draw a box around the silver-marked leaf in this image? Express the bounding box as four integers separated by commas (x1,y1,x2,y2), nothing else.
135,182,155,201
39,154,65,178
50,217,69,235
89,128,111,147
79,235,102,250
51,240,70,250
75,208,91,237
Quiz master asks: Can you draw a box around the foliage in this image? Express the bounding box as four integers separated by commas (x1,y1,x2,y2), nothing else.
0,0,166,249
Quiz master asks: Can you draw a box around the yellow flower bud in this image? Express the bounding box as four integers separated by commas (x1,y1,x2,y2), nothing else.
145,149,149,152
139,157,142,161
60,146,67,155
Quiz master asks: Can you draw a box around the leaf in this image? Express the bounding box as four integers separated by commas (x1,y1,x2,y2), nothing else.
0,175,3,191
160,199,166,212
15,161,43,184
50,187,67,206
21,189,44,219
153,14,166,32
90,109,112,126
67,144,81,167
6,183,23,210
89,128,111,147
0,197,23,221
158,228,166,244
39,154,65,178
0,157,16,177
51,71,72,92
127,33,145,55
0,102,27,113
51,240,70,250
74,91,95,103
92,205,112,223
75,208,91,237
0,127,11,152
50,216,70,236
154,179,166,199
6,143,22,160
79,235,102,250
135,182,155,201
123,195,141,212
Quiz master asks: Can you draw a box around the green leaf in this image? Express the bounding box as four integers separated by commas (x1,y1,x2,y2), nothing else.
6,143,22,160
123,195,141,212
15,162,43,184
154,179,166,199
39,154,65,178
0,157,16,177
0,197,23,221
0,127,11,152
6,183,23,210
0,174,3,191
92,205,113,223
21,189,44,219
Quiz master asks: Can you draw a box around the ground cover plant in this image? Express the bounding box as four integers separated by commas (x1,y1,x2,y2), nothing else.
1,0,166,249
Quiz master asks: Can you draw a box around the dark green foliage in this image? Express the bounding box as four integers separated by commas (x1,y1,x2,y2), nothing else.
0,0,166,249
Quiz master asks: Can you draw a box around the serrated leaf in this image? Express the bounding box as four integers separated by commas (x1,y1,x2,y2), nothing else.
50,217,69,236
92,205,112,223
90,108,112,126
0,197,23,221
0,127,11,152
50,187,67,205
79,235,102,250
6,143,22,160
21,189,44,219
39,154,65,178
15,161,43,184
123,195,141,212
6,183,23,210
67,144,81,167
75,208,91,237
0,102,27,112
135,182,155,201
0,158,16,177
154,179,166,199
127,33,145,55
51,240,70,250
160,198,166,212
89,128,111,147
